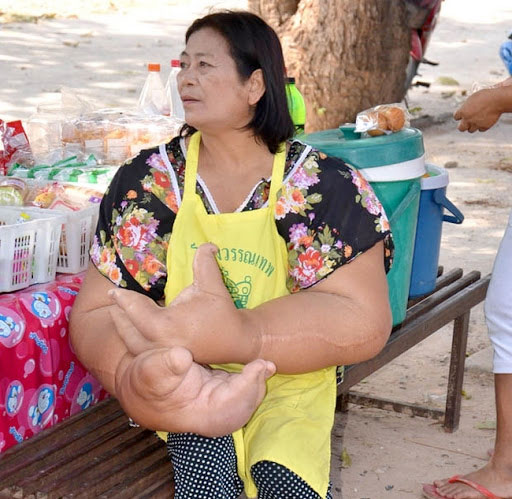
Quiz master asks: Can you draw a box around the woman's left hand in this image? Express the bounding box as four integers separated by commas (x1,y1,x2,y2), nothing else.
108,243,258,363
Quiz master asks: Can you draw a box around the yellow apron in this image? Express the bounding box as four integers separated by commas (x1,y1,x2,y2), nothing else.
161,131,336,498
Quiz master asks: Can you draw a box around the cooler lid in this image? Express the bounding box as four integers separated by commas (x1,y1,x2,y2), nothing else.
303,124,425,169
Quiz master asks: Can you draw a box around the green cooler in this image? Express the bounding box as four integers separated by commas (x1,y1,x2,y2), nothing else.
303,124,426,326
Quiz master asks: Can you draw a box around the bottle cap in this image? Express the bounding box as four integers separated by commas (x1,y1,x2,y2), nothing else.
286,76,295,84
148,63,161,72
171,59,180,68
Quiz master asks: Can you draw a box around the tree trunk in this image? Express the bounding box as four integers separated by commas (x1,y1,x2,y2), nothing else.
248,0,410,132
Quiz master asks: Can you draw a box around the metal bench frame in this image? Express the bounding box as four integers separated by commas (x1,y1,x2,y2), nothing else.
337,268,490,432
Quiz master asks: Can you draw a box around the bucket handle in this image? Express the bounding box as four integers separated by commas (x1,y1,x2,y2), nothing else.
389,181,421,225
433,190,464,224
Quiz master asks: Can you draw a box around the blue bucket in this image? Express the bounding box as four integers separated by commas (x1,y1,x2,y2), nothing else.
409,164,464,298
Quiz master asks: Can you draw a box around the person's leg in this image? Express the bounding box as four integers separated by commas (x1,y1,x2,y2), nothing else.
167,432,244,499
433,212,512,498
492,373,512,469
251,460,332,499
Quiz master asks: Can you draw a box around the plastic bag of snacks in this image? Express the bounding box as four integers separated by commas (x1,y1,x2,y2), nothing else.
0,176,103,210
25,180,103,211
0,177,29,206
8,153,119,189
61,109,183,163
26,95,184,166
0,120,34,174
354,103,410,137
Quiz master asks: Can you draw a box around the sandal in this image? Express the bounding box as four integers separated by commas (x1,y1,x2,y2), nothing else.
422,475,503,499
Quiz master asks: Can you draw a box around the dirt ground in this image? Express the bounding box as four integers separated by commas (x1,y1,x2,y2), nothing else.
1,0,512,498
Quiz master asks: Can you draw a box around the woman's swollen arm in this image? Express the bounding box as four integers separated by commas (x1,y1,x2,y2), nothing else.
107,242,392,374
238,241,392,372
69,264,130,394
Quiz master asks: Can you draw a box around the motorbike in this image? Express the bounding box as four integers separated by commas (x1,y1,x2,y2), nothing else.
404,0,443,92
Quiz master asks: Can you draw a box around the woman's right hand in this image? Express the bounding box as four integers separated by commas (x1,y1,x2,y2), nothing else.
114,345,275,437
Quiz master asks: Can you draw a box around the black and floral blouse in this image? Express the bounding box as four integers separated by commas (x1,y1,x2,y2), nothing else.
91,137,394,300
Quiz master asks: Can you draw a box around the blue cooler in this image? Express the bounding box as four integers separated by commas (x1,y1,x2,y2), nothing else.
409,164,464,298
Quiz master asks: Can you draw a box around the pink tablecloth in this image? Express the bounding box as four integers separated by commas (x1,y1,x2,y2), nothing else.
0,273,109,453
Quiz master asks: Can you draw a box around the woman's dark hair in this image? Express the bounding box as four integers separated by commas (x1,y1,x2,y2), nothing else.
180,10,295,154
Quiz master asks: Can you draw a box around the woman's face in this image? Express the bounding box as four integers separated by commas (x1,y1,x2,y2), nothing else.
178,28,260,132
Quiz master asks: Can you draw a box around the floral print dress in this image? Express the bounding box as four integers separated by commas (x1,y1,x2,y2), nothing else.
91,137,394,302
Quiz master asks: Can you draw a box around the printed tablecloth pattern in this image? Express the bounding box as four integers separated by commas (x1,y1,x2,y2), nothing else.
0,273,109,453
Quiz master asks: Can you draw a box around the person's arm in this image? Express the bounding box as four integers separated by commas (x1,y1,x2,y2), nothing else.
70,264,276,436
242,240,392,372
109,240,392,374
69,146,167,393
454,80,512,132
69,265,127,394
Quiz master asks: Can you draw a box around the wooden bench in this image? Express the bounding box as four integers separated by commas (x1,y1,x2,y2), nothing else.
0,399,173,499
0,268,490,498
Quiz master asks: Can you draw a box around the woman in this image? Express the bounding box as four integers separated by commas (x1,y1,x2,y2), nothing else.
70,10,393,499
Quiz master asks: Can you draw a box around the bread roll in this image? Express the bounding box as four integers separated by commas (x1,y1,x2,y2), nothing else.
381,106,405,132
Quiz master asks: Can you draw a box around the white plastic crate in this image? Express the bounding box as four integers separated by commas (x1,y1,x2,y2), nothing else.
55,204,100,274
20,179,102,274
0,207,66,292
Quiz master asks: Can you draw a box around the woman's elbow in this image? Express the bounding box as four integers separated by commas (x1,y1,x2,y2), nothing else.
366,303,393,359
69,296,94,361
346,303,393,364
69,308,84,356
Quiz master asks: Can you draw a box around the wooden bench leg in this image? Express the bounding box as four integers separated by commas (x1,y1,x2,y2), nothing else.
336,393,350,412
444,310,471,432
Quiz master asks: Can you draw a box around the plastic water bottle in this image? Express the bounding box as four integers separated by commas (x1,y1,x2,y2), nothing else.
499,31,512,76
285,76,306,135
138,63,169,115
165,59,185,120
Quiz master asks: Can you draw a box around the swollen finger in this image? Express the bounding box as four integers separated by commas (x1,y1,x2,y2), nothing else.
227,359,276,402
109,306,152,354
192,243,230,296
133,347,194,397
161,346,194,376
108,287,160,333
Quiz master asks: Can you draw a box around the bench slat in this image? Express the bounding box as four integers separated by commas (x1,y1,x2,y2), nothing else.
0,398,122,480
403,270,479,325
0,413,129,487
406,266,460,307
99,457,174,499
22,428,160,494
51,438,168,498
